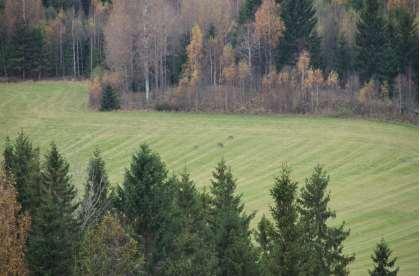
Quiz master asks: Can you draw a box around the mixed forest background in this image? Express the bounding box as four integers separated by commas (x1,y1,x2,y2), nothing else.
0,0,419,121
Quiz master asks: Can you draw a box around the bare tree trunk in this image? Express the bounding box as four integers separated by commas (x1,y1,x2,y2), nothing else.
60,25,64,78
399,74,402,113
72,9,76,79
316,85,319,112
77,39,81,77
90,3,96,74
210,48,214,86
143,1,151,103
407,67,412,110
90,29,94,74
145,63,150,102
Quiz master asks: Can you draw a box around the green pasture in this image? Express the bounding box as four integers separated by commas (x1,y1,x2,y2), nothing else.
0,81,417,275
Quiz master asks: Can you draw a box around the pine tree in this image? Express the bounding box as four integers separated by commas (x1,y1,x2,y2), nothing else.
162,171,218,276
269,164,301,275
3,132,41,213
369,239,399,276
100,84,120,111
297,165,354,275
209,159,258,276
114,144,175,274
79,149,110,231
27,143,79,275
275,0,321,69
355,0,387,83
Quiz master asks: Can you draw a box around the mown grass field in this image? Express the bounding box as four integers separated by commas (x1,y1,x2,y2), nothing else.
0,81,418,275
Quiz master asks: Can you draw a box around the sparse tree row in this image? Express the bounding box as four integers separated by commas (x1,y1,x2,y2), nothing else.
0,0,418,120
1,131,401,275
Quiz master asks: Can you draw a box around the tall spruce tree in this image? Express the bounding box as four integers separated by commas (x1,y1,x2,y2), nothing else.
79,149,110,230
275,0,322,69
369,239,399,276
3,132,41,213
355,0,387,83
162,171,218,276
209,159,258,276
297,165,354,275
27,143,79,275
383,18,400,98
269,164,301,275
335,35,353,88
387,7,418,97
114,144,176,274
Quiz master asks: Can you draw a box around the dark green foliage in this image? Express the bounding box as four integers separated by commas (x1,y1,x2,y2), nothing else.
27,143,79,276
209,159,259,276
42,0,73,10
269,164,301,275
100,85,120,111
3,132,41,213
255,215,274,258
114,144,175,274
355,0,387,83
79,149,110,230
80,0,90,16
162,171,218,276
348,0,364,10
297,165,354,275
369,239,399,276
8,24,44,79
335,35,353,87
387,7,418,82
238,0,262,24
275,0,321,69
383,20,400,97
255,215,275,275
167,33,189,85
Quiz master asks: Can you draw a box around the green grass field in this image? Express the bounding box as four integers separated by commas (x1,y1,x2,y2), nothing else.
0,81,418,275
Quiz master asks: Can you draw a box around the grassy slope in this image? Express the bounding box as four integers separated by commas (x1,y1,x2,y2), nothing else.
0,81,418,275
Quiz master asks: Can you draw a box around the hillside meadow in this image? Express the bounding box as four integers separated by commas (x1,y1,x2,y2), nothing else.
0,81,418,275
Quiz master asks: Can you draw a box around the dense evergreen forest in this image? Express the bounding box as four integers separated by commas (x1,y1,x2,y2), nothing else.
0,0,418,120
1,132,402,275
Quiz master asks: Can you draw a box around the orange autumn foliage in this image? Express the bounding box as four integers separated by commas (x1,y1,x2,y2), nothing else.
0,171,31,275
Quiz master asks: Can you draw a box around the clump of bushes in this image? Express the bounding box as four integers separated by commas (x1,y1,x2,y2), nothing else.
88,70,122,111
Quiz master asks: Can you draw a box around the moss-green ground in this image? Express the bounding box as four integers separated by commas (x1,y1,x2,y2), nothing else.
0,81,418,275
